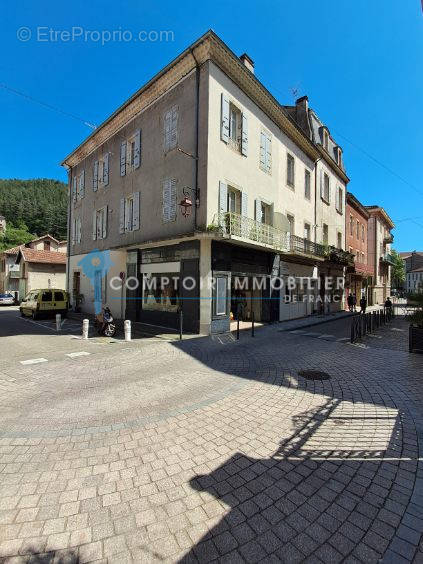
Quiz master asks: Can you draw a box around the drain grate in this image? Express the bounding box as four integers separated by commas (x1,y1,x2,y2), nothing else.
298,370,331,381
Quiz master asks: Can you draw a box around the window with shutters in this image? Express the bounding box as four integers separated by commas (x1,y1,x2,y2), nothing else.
337,232,343,249
71,217,82,246
162,179,177,222
304,169,311,200
164,106,178,152
287,214,295,235
304,223,311,241
350,215,354,236
356,220,360,239
259,131,272,174
228,103,241,151
322,224,329,245
362,224,365,241
94,207,107,240
77,171,85,199
323,129,329,151
336,186,343,213
286,154,295,188
227,187,241,214
322,173,330,203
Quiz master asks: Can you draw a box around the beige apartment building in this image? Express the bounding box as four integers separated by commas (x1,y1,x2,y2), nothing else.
62,31,353,334
365,206,395,304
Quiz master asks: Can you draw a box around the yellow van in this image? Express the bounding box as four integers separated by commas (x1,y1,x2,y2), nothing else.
20,289,69,320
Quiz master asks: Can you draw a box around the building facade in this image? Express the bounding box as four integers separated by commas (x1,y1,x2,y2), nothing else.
0,235,67,299
366,206,395,305
345,193,372,304
62,31,353,334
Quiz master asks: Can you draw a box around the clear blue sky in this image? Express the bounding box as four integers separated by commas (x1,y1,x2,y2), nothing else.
1,0,422,251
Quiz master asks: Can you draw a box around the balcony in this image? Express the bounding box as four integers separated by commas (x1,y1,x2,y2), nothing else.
211,213,355,265
380,253,395,266
383,233,394,244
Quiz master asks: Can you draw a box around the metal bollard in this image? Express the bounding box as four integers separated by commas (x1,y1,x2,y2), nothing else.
236,305,240,340
124,320,131,342
251,310,255,338
82,318,89,340
56,313,61,332
179,309,183,340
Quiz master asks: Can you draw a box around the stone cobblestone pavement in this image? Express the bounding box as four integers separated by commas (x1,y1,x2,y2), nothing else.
1,315,423,563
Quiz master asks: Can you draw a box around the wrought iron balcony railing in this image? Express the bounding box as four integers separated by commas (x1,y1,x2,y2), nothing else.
383,233,394,244
211,213,355,265
380,253,395,265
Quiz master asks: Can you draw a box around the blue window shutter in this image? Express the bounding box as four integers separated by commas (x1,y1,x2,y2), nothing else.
255,199,262,223
133,192,140,230
120,141,126,176
134,130,141,168
93,161,99,192
241,112,248,156
241,192,248,216
219,181,228,214
103,153,110,186
220,94,229,143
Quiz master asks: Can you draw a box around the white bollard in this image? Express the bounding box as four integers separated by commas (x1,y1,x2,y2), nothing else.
82,319,89,340
124,319,131,342
56,313,61,332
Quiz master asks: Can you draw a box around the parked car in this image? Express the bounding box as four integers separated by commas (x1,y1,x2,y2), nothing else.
20,289,69,320
0,293,15,306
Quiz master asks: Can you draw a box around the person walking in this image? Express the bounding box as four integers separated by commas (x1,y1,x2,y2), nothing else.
347,293,354,313
360,295,367,314
352,293,357,312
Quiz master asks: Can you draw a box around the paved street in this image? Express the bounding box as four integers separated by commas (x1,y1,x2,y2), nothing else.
1,307,423,563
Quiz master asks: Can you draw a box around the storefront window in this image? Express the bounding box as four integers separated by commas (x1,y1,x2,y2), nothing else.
142,273,179,312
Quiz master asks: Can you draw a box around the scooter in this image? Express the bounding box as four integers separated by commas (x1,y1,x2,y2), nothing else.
97,306,116,337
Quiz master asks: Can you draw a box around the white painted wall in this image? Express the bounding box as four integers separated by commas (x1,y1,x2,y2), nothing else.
69,250,127,319
207,63,316,231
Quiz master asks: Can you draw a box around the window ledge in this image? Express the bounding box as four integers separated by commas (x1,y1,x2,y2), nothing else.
286,183,295,191
336,209,343,215
321,196,330,205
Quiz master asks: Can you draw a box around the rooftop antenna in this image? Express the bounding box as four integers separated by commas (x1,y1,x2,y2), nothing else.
290,84,301,101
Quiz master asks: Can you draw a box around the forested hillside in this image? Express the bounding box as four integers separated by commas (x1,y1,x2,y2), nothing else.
0,179,67,251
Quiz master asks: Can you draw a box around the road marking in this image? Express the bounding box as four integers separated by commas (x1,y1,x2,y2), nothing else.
20,358,48,365
337,337,350,342
289,330,307,334
318,334,335,339
66,351,91,358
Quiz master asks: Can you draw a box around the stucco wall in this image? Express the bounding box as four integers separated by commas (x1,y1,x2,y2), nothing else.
27,263,66,292
206,62,316,232
69,250,127,319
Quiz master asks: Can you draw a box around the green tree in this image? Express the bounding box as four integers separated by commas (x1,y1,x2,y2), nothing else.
390,249,406,290
0,178,67,240
0,222,35,252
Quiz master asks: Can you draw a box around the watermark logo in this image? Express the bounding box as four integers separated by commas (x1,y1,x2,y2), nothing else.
77,250,114,314
17,26,175,45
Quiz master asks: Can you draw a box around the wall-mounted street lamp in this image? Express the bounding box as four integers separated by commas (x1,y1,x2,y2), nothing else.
179,186,199,218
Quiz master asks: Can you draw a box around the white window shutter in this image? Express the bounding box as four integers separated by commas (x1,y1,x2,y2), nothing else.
163,179,171,222
92,210,97,240
119,198,125,234
125,199,131,232
102,206,108,239
241,112,248,156
336,187,340,211
164,110,171,151
259,132,266,170
170,179,177,220
93,161,99,191
133,191,140,230
219,181,228,214
320,170,324,199
72,177,77,203
80,171,85,198
170,108,178,149
103,153,109,186
134,130,141,168
241,192,248,217
71,217,75,246
266,135,272,173
120,141,127,176
255,199,262,223
77,218,82,243
221,94,230,143
327,176,331,203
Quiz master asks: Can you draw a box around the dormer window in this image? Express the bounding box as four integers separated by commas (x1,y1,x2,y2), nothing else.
323,129,329,151
336,146,342,166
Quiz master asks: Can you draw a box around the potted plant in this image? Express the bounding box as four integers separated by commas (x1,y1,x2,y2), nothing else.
408,292,423,353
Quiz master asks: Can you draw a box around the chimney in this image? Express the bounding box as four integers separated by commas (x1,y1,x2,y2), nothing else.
239,53,254,74
296,95,309,112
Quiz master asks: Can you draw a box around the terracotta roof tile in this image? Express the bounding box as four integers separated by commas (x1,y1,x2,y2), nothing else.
20,248,67,264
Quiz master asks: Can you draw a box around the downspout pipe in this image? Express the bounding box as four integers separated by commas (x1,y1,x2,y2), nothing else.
190,48,200,231
313,157,322,243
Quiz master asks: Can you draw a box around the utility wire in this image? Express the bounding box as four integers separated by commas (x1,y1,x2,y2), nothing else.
0,83,97,130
